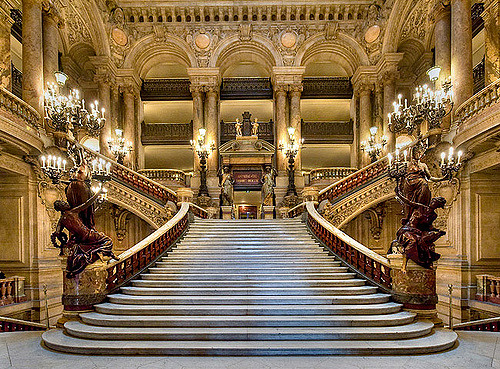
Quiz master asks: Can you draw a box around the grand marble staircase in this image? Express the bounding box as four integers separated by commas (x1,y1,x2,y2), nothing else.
43,218,457,355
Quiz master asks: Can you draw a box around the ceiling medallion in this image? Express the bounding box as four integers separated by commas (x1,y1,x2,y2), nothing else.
281,32,297,49
195,33,211,49
112,28,128,46
364,25,381,43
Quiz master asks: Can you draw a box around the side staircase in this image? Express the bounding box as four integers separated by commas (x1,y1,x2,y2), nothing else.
43,218,457,355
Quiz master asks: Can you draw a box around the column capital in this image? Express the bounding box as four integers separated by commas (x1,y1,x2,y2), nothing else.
187,67,221,90
375,53,403,84
271,66,305,87
430,0,451,22
42,0,64,27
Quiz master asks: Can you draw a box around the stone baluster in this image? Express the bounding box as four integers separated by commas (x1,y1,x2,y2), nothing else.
433,2,452,131
42,1,62,86
451,0,474,110
22,0,44,116
483,0,500,84
0,4,14,90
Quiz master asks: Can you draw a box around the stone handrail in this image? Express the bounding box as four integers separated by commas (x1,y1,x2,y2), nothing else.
319,158,388,203
0,316,46,332
304,201,392,289
455,78,500,130
287,202,306,218
308,167,358,183
138,169,191,186
106,202,207,291
75,142,178,205
450,317,500,332
0,87,41,130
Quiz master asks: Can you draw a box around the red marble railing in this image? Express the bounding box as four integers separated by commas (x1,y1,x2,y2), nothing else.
74,142,177,205
105,203,207,291
452,317,500,332
318,158,388,203
0,317,46,332
303,202,392,290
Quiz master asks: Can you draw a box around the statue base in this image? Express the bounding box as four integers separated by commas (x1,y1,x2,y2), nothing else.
388,254,439,321
62,260,107,312
221,205,233,219
262,205,275,219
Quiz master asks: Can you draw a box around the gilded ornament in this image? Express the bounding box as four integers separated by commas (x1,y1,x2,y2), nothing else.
195,33,211,49
280,32,297,48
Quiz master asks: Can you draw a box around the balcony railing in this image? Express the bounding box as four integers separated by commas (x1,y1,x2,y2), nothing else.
0,87,41,131
473,57,485,95
138,169,191,187
307,167,358,185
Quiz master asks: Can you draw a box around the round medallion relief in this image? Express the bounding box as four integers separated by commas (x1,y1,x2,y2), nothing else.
364,25,381,44
111,28,128,46
281,32,297,48
195,33,211,49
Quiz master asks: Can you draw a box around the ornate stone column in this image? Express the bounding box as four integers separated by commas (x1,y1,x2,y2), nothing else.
122,85,136,169
110,84,119,132
434,2,452,131
22,0,44,116
0,5,14,90
205,85,219,176
42,1,62,86
451,0,474,109
383,73,397,152
358,81,373,167
289,84,302,172
483,0,500,84
274,84,288,174
190,85,204,173
97,77,112,158
135,91,145,169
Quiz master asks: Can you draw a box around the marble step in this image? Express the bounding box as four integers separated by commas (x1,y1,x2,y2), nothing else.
164,251,329,257
148,266,346,274
43,329,457,355
64,320,434,341
174,245,322,250
119,285,377,296
154,261,342,268
130,279,366,289
94,302,402,316
160,257,336,262
108,293,391,305
79,311,416,328
140,272,356,281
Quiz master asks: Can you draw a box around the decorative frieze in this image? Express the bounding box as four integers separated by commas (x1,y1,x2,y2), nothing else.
302,77,352,98
141,121,193,145
141,79,191,100
301,120,353,144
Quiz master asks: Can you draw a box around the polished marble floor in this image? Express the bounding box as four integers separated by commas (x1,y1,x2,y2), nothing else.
0,330,498,369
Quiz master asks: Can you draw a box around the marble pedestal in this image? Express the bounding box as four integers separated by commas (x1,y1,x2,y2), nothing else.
388,254,441,324
221,205,233,219
262,205,275,219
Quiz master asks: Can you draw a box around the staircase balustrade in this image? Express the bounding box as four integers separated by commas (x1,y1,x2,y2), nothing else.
300,202,392,290
0,87,41,131
0,317,46,332
138,169,190,187
476,274,500,305
318,159,388,203
308,167,358,185
451,317,500,332
106,202,207,292
76,142,177,205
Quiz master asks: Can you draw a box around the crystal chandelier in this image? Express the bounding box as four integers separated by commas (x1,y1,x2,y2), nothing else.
388,66,453,135
44,72,106,136
107,129,133,165
361,126,388,163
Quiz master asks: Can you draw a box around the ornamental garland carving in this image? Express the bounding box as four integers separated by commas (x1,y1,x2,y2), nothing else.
400,0,432,43
62,2,92,46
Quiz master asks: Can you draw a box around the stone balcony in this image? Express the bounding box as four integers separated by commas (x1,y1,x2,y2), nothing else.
453,78,500,153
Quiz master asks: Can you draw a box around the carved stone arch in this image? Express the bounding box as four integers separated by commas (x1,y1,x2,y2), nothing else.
397,38,427,75
382,0,415,53
66,42,97,77
295,33,369,74
210,34,283,73
123,35,197,78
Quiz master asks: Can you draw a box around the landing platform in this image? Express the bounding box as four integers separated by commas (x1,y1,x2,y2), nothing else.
2,330,497,367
